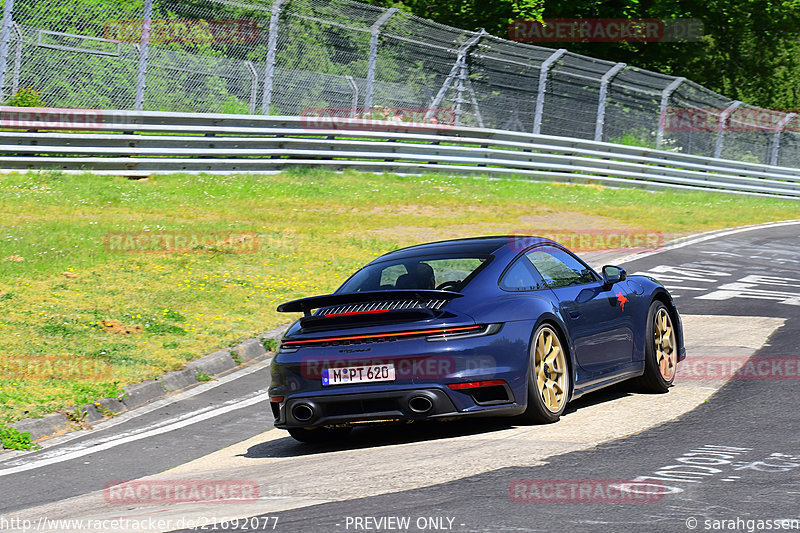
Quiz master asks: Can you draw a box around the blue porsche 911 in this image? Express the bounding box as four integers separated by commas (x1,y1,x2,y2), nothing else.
269,236,685,442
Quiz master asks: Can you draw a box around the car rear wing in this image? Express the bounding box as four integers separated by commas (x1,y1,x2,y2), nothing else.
276,289,464,316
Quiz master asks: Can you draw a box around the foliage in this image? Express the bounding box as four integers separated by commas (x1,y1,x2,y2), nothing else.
0,425,39,450
195,371,213,382
261,338,279,352
364,0,800,110
4,87,46,107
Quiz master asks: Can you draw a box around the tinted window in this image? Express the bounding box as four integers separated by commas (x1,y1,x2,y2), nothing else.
527,246,597,288
500,256,545,291
338,256,489,293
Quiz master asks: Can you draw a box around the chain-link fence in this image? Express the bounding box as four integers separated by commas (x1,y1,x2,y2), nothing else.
2,0,799,167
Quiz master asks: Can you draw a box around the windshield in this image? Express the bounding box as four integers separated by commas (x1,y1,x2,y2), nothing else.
337,255,490,293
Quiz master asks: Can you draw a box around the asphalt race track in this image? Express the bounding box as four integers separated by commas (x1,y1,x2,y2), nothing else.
1,221,799,533
230,221,800,533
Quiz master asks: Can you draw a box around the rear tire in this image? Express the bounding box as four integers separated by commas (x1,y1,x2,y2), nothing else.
635,301,677,393
288,426,352,443
516,323,570,424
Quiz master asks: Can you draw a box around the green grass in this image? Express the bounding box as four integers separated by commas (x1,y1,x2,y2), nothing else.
0,168,798,424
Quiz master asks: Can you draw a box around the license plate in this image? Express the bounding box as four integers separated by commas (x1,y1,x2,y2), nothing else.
322,364,396,386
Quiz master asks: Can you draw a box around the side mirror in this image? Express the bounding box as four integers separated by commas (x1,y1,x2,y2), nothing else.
602,265,627,289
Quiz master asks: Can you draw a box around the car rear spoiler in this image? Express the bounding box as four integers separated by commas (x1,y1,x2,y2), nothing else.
276,289,464,316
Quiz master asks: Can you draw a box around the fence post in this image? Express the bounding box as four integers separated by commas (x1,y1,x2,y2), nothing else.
346,75,358,118
655,77,685,149
464,69,484,128
594,62,626,142
364,8,396,111
0,0,15,102
134,0,153,111
424,29,485,122
714,100,742,159
245,61,258,115
532,48,566,135
771,112,797,166
261,0,288,115
454,63,467,126
11,23,20,94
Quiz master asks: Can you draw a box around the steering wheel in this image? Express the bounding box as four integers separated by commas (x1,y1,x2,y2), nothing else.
436,280,461,291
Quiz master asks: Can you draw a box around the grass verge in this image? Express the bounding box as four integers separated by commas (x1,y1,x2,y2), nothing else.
0,168,798,425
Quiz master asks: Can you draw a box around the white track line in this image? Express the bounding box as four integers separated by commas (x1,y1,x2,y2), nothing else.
614,219,800,265
0,391,269,477
0,360,270,464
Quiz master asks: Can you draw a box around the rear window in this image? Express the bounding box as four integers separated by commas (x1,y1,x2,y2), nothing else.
338,256,489,293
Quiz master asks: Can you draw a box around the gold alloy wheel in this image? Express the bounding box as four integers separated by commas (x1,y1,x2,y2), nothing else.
534,326,568,413
654,308,677,381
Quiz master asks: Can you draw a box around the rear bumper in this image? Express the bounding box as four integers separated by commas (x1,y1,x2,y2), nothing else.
272,387,524,429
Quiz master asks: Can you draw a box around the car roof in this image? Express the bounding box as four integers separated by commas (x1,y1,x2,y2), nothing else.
370,235,557,263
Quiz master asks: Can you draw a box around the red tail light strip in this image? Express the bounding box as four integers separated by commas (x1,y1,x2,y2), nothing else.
324,309,392,318
282,325,482,346
448,379,507,390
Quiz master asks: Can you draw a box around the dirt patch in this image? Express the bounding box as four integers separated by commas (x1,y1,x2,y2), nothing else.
100,319,144,335
365,211,646,246
513,212,636,231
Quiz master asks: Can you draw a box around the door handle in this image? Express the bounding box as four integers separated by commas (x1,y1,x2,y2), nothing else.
569,310,582,319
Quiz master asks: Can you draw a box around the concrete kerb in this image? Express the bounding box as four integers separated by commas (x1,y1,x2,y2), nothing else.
7,325,290,443
10,413,70,443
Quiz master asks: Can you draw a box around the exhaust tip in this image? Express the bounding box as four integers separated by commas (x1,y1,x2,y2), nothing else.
292,403,315,422
408,395,434,414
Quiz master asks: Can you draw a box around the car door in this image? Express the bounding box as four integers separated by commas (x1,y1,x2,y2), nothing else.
526,245,634,375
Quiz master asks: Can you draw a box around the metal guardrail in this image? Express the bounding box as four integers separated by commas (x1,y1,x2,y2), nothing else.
1,107,799,200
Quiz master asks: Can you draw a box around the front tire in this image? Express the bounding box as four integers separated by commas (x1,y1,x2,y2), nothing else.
636,301,677,393
517,323,570,424
288,426,352,443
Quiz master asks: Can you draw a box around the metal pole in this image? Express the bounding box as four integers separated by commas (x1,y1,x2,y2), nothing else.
771,112,797,166
594,62,626,142
11,23,20,95
262,0,288,115
134,0,153,111
655,76,685,149
0,0,15,102
464,73,484,128
364,8,396,111
454,63,467,126
346,75,358,118
532,48,566,135
714,100,742,159
424,29,486,122
245,61,258,115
